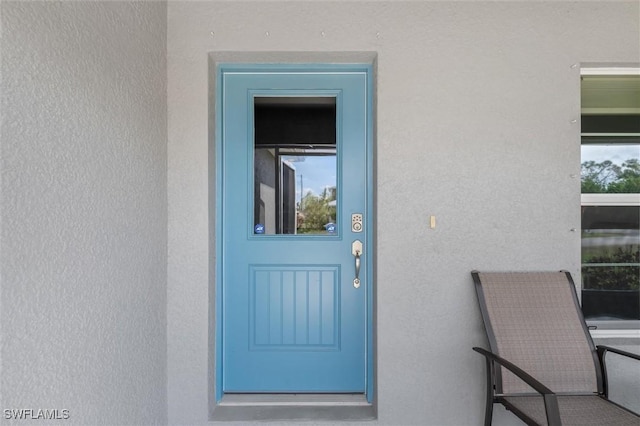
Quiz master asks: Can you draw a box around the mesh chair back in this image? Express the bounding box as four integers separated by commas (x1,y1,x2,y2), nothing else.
475,271,600,394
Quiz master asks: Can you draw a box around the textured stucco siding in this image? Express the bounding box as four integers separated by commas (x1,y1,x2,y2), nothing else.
1,1,638,425
167,2,639,425
1,2,168,424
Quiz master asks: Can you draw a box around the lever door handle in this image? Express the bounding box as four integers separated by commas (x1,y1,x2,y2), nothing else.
352,240,363,288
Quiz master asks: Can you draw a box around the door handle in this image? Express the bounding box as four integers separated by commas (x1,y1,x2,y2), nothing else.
352,240,363,288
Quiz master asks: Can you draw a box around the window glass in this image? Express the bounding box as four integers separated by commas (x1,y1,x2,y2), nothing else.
580,71,640,322
581,206,639,319
581,144,640,193
253,97,337,235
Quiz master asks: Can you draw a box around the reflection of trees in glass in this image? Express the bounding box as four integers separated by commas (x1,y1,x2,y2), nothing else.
581,158,640,290
582,247,639,290
581,158,640,193
297,187,336,234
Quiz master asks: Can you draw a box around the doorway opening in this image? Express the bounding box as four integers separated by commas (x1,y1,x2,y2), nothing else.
214,64,375,420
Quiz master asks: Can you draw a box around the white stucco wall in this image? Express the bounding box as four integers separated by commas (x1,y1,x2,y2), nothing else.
167,2,639,425
2,2,168,424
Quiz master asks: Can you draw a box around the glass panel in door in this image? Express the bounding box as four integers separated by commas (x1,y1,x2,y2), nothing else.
253,97,338,235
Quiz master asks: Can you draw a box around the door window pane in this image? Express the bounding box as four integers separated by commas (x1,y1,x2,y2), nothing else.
253,97,337,235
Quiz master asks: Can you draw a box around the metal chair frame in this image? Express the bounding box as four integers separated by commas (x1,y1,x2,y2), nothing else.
472,270,640,426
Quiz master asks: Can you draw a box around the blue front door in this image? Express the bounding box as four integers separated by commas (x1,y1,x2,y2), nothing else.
219,66,372,394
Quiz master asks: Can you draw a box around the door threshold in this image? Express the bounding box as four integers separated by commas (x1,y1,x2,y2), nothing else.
220,393,369,406
212,394,375,422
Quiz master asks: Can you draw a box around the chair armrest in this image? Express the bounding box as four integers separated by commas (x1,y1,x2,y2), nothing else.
473,347,561,426
596,345,640,399
473,347,555,395
597,345,640,361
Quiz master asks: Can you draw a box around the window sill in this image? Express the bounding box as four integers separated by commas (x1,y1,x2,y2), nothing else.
590,329,640,340
590,327,640,347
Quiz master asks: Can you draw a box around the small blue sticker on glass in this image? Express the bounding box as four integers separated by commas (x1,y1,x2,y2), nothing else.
254,224,265,234
325,223,336,233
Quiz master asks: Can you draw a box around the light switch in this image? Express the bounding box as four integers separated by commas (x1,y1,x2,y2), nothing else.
429,215,436,229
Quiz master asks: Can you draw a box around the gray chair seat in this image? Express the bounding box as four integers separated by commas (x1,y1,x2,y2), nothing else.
502,395,639,426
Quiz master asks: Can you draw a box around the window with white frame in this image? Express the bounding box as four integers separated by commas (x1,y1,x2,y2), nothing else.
580,69,640,323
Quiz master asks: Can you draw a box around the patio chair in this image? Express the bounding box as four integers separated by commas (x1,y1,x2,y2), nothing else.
472,271,640,426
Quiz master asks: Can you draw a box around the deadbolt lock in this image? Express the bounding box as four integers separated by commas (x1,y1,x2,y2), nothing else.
351,213,363,233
